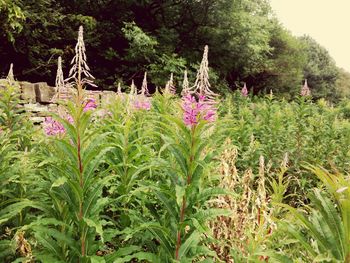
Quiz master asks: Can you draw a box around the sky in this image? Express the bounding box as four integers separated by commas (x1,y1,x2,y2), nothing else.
269,0,350,72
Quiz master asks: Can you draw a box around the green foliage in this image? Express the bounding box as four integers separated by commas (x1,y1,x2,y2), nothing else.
299,35,339,100
0,0,26,42
223,92,350,200
147,111,227,262
122,22,158,65
335,68,350,98
3,74,350,261
29,102,113,262
0,82,39,262
1,0,345,100
276,165,350,262
149,54,187,87
252,21,306,97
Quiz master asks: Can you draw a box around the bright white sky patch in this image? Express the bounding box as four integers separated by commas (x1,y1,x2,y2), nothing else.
269,0,350,72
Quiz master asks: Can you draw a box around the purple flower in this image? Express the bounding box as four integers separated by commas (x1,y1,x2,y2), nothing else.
43,114,74,136
66,114,74,124
182,94,216,127
241,83,248,97
83,98,97,112
43,117,66,136
133,96,151,111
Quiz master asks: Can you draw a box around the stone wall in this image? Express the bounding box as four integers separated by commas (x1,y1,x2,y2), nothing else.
0,79,117,123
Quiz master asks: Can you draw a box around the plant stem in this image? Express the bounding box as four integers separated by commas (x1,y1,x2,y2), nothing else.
175,126,196,260
75,80,85,257
77,131,85,257
175,196,186,259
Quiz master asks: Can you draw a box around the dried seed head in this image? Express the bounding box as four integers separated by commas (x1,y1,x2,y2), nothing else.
52,56,75,102
164,73,176,94
55,56,64,89
301,79,311,96
257,156,267,206
15,231,33,260
192,45,217,100
210,147,277,260
281,152,289,169
7,63,14,83
66,25,96,92
140,72,149,95
117,82,122,95
129,79,137,95
181,70,190,96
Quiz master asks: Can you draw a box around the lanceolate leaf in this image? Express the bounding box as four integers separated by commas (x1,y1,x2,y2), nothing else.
178,231,201,259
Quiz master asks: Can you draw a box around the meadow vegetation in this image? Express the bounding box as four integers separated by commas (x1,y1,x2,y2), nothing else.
0,26,350,263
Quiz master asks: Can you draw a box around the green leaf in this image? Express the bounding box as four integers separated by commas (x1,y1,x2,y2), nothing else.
0,199,36,225
50,176,67,189
178,231,201,259
255,251,293,263
112,252,159,263
104,246,141,262
176,185,185,207
84,217,104,242
91,255,106,263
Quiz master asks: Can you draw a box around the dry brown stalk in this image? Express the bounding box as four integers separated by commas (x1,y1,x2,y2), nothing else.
140,72,149,95
7,63,14,84
15,231,33,263
209,141,276,262
164,73,176,94
192,45,218,100
181,70,190,96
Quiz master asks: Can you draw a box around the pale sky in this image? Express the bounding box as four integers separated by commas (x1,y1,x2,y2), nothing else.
269,0,350,72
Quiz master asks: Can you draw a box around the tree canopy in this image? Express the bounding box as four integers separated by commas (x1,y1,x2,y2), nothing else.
0,0,346,100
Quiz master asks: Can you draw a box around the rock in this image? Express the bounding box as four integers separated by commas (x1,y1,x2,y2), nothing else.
24,103,49,115
30,116,46,124
20,82,36,102
54,86,76,102
34,82,56,103
47,104,59,114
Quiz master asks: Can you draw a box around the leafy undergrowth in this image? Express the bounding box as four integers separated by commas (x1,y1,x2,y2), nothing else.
1,82,350,262
1,29,350,263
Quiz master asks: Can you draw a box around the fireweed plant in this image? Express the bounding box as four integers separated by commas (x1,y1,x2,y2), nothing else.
4,26,350,263
0,81,39,262
125,93,231,262
22,26,113,262
100,95,159,259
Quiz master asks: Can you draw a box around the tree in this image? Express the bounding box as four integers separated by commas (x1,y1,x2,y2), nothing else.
0,0,343,100
299,35,339,100
243,21,306,97
335,67,350,98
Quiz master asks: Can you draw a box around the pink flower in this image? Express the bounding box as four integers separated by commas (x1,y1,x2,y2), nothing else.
66,114,74,124
83,98,97,112
182,95,216,127
43,117,66,136
43,114,73,136
133,96,151,111
241,83,248,97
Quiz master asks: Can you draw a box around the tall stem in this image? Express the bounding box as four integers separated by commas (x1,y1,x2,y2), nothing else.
75,78,85,257
175,126,196,260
